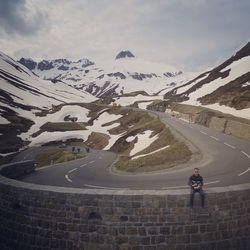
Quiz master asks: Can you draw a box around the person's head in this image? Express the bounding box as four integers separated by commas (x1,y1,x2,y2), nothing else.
194,168,199,176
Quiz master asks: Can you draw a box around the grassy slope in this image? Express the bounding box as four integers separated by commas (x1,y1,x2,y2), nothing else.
34,148,85,168
106,107,192,172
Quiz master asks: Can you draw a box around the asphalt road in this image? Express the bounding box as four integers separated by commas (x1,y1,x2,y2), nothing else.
20,111,250,190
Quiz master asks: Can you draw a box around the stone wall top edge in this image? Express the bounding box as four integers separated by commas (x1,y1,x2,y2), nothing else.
0,160,33,169
0,175,250,196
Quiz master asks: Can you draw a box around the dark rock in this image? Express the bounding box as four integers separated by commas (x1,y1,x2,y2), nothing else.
58,65,69,71
54,59,70,64
37,60,54,71
115,50,135,60
107,72,126,79
81,60,94,68
18,58,37,70
130,73,153,81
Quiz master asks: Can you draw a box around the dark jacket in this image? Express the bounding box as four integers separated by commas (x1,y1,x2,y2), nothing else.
188,174,203,190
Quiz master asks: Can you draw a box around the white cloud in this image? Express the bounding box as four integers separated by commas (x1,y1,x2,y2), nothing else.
0,0,249,71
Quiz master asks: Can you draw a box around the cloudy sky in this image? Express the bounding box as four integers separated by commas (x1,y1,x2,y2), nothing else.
0,0,249,71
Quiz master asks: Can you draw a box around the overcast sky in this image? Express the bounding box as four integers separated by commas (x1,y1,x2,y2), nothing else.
0,0,249,71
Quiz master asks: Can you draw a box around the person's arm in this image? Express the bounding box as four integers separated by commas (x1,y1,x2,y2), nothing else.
189,176,196,189
200,176,204,188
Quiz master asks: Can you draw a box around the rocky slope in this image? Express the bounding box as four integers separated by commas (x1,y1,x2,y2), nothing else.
164,42,250,116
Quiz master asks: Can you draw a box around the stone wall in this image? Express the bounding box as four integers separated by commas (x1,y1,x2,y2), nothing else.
174,110,250,141
209,117,227,133
0,175,250,250
225,119,250,140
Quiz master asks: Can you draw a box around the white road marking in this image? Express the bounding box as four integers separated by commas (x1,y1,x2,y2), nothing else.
89,160,95,164
204,180,220,185
210,135,219,141
241,151,250,160
68,168,78,173
189,126,193,129
223,142,236,149
200,131,208,135
84,184,129,190
80,163,87,168
65,174,72,182
238,168,250,176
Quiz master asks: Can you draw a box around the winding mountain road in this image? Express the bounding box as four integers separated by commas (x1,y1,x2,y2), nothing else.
20,111,250,190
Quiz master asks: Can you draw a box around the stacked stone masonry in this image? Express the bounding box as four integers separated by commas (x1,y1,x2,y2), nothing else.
0,163,250,249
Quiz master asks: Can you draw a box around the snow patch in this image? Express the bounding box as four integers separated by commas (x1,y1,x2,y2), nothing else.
19,105,90,141
130,130,158,156
200,103,250,120
242,81,250,87
132,145,170,160
176,73,209,95
184,56,250,102
88,112,123,150
114,95,163,107
0,116,10,124
138,101,154,109
29,111,123,148
126,136,136,142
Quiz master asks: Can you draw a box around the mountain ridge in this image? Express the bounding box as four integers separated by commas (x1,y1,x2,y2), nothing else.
164,41,250,111
18,51,188,98
1,42,250,157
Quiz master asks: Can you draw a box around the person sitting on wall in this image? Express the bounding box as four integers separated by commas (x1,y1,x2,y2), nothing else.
188,168,205,208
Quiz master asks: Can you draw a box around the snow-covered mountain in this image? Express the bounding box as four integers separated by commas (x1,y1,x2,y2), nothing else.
19,51,196,98
18,57,95,80
1,41,250,158
0,52,175,164
0,52,97,155
1,53,96,109
164,41,250,119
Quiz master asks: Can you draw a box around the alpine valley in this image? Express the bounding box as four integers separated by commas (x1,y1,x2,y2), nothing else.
0,42,249,157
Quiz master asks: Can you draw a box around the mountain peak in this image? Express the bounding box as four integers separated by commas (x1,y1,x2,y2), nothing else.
18,57,95,72
115,50,135,60
18,57,37,70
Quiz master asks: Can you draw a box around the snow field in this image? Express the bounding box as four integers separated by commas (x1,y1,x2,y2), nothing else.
184,56,250,103
28,111,123,148
0,51,96,110
182,56,250,119
137,101,154,109
200,104,250,120
176,73,209,95
18,105,90,141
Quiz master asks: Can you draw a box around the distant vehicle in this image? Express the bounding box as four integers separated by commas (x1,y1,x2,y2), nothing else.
59,143,67,148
